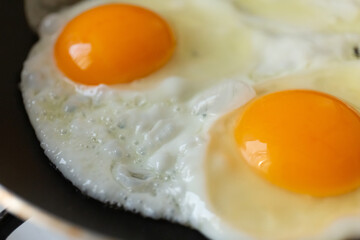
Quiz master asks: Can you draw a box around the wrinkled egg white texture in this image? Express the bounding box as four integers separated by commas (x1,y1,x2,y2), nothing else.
20,0,360,239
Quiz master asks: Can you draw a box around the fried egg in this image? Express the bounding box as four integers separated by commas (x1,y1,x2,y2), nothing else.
20,0,360,239
21,0,256,239
207,62,360,239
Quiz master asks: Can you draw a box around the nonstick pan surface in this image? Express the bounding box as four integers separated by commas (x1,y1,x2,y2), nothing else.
0,1,207,239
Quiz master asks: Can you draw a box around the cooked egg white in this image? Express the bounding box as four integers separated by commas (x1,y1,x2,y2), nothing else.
255,61,360,107
229,0,360,33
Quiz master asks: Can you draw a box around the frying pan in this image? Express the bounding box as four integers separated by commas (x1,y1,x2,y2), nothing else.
0,1,208,239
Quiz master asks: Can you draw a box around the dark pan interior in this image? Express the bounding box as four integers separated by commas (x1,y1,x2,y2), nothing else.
0,1,207,239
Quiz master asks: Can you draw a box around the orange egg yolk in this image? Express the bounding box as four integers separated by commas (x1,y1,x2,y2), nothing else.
234,90,360,197
54,4,175,85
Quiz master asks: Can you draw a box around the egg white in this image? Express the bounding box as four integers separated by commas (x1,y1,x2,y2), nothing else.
229,0,360,33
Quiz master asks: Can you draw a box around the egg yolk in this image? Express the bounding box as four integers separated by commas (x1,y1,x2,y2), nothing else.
54,4,175,85
234,90,360,197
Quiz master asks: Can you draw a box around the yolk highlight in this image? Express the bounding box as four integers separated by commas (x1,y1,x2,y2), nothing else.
234,90,360,197
54,4,175,85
